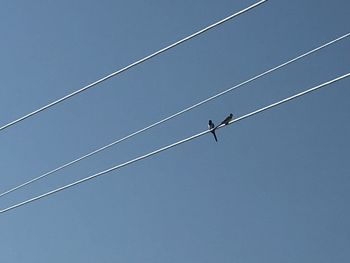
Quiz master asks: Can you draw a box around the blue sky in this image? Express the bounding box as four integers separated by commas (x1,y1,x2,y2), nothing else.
0,0,349,262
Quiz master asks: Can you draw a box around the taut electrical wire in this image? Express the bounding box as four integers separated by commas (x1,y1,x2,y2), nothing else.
1,72,349,214
0,32,348,199
0,0,268,133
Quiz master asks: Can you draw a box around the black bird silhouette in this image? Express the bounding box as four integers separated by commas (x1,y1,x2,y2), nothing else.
208,120,218,142
217,113,233,128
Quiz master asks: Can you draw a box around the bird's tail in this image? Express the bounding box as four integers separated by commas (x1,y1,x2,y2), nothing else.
211,130,218,142
213,122,224,130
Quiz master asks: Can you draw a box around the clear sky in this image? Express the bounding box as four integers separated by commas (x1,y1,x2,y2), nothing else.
0,0,349,262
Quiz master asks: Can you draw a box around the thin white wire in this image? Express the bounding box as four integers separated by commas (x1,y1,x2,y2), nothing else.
1,72,349,214
0,0,267,133
1,33,349,198
1,32,348,199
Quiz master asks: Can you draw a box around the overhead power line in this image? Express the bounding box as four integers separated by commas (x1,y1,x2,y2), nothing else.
0,32,349,199
1,72,349,214
0,0,267,133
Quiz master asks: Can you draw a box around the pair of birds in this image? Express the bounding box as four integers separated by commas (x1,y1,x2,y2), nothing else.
208,113,233,142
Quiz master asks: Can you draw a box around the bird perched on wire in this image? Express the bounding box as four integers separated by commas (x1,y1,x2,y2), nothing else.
208,120,218,142
216,113,233,128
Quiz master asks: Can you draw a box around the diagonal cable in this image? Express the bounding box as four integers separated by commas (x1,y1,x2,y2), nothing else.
1,72,349,214
0,32,349,198
0,0,268,132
